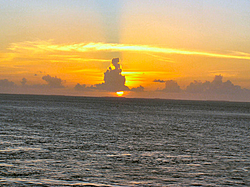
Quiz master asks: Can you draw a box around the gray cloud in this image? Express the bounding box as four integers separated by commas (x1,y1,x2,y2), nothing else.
35,71,44,77
74,83,94,91
186,75,248,94
153,79,165,83
0,79,16,88
156,75,250,97
21,78,27,86
74,83,87,91
42,75,65,88
131,85,144,92
95,58,129,92
161,80,181,93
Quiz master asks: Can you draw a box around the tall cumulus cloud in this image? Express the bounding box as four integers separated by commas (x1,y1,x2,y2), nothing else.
95,58,129,92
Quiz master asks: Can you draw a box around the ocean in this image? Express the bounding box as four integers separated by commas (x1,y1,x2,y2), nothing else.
0,94,249,186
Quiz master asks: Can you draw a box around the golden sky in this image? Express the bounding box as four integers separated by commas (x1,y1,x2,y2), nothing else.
0,0,250,101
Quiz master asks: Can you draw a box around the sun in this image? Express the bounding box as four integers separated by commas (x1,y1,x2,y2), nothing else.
116,91,124,97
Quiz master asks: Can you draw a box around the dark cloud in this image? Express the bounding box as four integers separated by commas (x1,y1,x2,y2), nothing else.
0,79,16,88
21,78,27,86
156,75,250,98
74,83,87,91
153,79,165,83
74,83,94,91
186,75,248,94
42,75,65,88
161,80,181,93
35,71,44,76
95,58,129,92
186,80,210,93
131,85,144,92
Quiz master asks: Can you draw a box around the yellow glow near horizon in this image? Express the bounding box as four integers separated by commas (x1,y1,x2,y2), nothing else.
1,0,250,101
1,40,250,90
116,91,124,97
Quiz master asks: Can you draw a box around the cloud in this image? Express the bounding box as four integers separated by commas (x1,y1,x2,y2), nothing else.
9,40,250,60
21,78,27,86
0,79,16,88
42,75,65,88
156,75,249,97
35,71,44,76
152,75,250,101
74,58,142,93
74,83,94,91
161,80,181,93
74,83,87,91
95,58,129,92
153,79,165,83
131,85,144,92
186,75,249,94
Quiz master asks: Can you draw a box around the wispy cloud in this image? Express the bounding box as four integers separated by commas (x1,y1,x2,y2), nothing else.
144,53,175,63
8,40,250,60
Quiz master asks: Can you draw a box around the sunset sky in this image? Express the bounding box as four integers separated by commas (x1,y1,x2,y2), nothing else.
1,0,250,101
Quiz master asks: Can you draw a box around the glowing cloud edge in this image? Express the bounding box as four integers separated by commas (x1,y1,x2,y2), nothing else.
8,41,250,60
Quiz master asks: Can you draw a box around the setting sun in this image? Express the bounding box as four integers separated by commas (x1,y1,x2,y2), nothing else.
116,91,124,97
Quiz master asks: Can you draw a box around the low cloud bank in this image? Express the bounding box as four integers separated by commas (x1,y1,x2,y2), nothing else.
1,58,249,101
42,75,65,88
74,83,94,91
153,79,165,83
0,75,65,93
186,75,246,95
131,85,144,92
156,75,249,94
0,79,16,88
21,78,27,86
161,80,181,93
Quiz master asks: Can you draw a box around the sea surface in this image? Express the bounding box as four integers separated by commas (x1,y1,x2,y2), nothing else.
0,94,249,186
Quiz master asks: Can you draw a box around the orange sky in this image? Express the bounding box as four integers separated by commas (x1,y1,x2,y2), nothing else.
0,0,250,101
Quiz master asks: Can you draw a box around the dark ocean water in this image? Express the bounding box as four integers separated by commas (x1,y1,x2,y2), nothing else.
0,94,249,186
